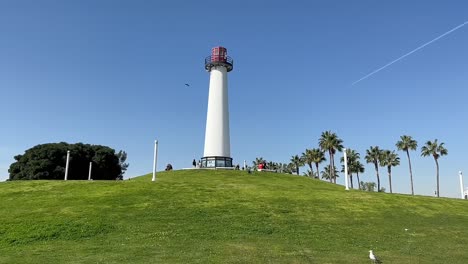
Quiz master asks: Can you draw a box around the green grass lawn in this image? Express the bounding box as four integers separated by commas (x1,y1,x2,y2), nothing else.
1,170,468,263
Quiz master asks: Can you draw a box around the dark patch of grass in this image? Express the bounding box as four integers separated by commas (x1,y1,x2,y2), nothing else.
1,220,112,245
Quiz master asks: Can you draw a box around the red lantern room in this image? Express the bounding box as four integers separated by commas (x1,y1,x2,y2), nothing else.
205,46,233,72
211,47,227,62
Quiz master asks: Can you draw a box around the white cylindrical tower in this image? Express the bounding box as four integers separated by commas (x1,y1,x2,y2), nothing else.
201,47,234,168
344,148,349,191
152,140,158,181
459,171,465,199
64,150,70,180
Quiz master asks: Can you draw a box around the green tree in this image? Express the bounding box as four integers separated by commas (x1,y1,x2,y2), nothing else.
319,131,343,183
365,146,383,192
321,165,339,182
380,150,400,194
310,148,326,179
360,181,376,192
267,161,276,170
301,149,315,177
303,169,313,177
277,162,284,173
281,163,296,174
290,155,303,175
253,157,265,171
421,139,448,198
116,150,129,179
8,142,127,180
351,160,365,189
396,135,418,195
359,181,385,192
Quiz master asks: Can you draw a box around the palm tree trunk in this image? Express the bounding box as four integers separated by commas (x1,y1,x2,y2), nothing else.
374,162,380,191
388,166,392,194
435,157,440,198
349,172,353,189
296,165,299,175
406,150,414,195
308,163,314,177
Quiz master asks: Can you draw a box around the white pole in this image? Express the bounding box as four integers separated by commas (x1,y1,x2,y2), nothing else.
243,160,246,170
343,148,349,190
64,150,70,180
88,162,92,180
459,171,464,199
152,140,158,182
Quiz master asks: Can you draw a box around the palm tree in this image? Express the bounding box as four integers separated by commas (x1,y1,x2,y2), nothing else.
290,155,303,175
421,139,448,198
301,149,315,177
380,150,400,194
277,162,284,173
267,161,277,170
310,148,326,179
253,157,265,171
321,165,339,182
285,163,296,174
273,162,280,171
340,149,359,189
365,146,383,192
360,181,377,192
396,135,418,195
319,131,344,183
352,161,365,189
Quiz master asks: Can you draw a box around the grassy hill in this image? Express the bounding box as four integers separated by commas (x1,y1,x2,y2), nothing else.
1,170,468,263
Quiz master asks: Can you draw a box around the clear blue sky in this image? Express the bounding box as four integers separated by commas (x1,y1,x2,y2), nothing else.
1,0,467,198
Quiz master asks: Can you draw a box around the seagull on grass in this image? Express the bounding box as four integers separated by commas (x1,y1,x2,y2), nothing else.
369,250,382,263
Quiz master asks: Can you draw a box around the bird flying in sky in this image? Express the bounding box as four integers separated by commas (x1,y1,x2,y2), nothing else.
185,83,190,87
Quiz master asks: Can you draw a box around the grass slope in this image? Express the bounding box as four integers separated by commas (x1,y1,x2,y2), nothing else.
1,170,468,263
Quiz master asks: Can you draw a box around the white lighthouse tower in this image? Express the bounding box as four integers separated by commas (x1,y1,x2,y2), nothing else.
201,46,234,168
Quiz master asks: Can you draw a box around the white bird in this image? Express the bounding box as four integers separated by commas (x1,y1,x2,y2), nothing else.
369,250,382,263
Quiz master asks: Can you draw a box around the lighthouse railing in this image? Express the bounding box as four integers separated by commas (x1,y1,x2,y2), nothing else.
205,56,233,65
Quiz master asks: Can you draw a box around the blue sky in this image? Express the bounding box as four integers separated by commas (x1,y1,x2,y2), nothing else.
1,0,467,198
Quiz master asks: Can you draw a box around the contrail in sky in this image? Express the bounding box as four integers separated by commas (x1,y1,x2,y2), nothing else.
352,21,468,86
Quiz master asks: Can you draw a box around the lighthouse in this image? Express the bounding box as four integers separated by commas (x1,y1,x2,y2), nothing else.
201,47,234,168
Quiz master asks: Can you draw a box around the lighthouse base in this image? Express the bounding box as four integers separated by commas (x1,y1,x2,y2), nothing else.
201,156,233,168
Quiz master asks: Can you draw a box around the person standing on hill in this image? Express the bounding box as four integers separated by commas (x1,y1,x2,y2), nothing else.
192,159,196,168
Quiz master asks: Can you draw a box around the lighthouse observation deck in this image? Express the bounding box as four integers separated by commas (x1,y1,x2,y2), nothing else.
205,46,233,72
